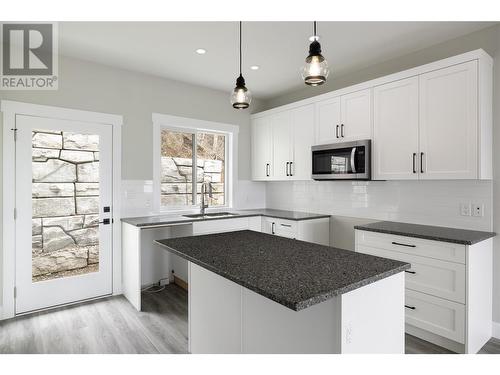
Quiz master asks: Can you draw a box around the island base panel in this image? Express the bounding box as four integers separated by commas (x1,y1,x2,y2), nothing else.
188,262,405,354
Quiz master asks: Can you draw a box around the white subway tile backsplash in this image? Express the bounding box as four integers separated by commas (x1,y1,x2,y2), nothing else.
266,180,493,231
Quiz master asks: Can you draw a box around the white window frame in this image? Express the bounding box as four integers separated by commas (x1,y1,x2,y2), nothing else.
152,113,238,213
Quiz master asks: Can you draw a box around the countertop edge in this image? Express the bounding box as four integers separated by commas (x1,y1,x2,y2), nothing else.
154,239,410,311
354,225,496,245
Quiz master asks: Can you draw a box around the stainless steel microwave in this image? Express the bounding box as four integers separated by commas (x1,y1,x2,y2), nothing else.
311,140,371,180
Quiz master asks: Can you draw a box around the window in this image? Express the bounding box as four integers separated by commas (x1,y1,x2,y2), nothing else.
160,128,227,209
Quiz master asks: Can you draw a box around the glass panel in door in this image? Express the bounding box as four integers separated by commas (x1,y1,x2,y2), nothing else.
32,129,100,282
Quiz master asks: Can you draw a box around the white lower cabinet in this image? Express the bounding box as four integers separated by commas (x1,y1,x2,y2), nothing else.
261,217,330,246
355,229,493,353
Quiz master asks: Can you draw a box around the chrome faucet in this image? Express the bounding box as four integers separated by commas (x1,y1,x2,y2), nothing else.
200,182,213,215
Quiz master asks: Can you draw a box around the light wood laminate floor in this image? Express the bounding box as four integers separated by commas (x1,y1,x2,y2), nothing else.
0,284,499,354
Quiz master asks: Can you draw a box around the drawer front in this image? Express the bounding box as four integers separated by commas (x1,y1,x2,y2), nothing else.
274,219,298,239
193,217,250,235
357,246,465,303
356,230,466,264
405,290,465,344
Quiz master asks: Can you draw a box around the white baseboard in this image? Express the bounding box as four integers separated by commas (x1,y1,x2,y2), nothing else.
493,321,500,339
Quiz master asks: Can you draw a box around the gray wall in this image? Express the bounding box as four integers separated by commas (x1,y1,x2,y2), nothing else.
262,24,500,325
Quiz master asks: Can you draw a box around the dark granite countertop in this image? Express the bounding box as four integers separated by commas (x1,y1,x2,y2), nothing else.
121,208,330,228
354,221,495,245
155,230,409,311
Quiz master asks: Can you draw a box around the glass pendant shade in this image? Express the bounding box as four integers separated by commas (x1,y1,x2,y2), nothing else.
302,40,329,86
230,74,252,109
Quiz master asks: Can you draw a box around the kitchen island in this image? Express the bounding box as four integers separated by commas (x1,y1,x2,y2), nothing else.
155,230,410,354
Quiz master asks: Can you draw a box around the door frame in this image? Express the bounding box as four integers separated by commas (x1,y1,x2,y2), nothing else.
1,100,123,320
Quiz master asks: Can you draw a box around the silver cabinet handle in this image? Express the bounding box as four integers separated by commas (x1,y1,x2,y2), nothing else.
412,153,417,174
266,163,270,177
392,241,416,248
286,162,290,176
405,270,416,274
341,124,345,137
420,152,424,173
271,222,275,234
289,161,293,176
405,305,416,310
280,223,292,228
350,147,357,173
336,125,339,138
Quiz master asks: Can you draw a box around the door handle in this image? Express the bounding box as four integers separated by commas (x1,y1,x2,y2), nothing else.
271,222,275,234
420,152,424,173
412,153,417,174
280,223,292,228
266,163,270,177
350,147,357,173
405,305,416,310
286,162,290,176
289,161,293,176
405,270,416,274
340,124,345,137
336,125,339,138
98,218,111,225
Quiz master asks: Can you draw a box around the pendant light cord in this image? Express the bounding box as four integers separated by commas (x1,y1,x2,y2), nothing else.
239,21,242,76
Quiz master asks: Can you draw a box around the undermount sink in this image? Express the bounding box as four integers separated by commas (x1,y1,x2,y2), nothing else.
183,212,239,219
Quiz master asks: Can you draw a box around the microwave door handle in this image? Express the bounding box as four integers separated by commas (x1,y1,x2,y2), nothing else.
350,147,357,173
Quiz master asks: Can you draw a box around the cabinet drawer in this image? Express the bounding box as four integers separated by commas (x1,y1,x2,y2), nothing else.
193,218,251,235
274,219,298,239
356,230,466,264
357,246,465,303
405,290,465,343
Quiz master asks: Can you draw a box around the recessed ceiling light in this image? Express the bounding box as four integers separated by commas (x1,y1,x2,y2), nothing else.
250,65,260,70
195,48,207,55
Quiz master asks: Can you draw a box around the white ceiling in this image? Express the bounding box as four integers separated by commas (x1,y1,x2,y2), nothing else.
59,22,496,100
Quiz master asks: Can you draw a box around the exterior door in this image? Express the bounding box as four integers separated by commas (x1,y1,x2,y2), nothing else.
15,114,113,314
373,77,419,180
419,60,478,179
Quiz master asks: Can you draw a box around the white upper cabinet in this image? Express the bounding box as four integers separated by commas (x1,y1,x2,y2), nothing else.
271,111,292,180
419,61,478,180
316,89,372,145
252,50,492,181
290,104,315,180
373,77,419,180
251,116,272,180
340,89,372,142
316,97,341,144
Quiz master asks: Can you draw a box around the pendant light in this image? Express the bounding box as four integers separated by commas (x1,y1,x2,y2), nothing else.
301,21,330,86
230,21,252,109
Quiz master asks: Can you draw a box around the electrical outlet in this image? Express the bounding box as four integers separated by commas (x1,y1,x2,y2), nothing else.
472,204,484,217
460,203,471,216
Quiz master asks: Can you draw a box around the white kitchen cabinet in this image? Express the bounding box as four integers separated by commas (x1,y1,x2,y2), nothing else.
271,111,293,180
262,217,330,246
251,116,273,180
419,61,478,179
251,104,314,181
373,77,419,180
316,89,372,145
355,229,492,353
316,97,341,144
290,104,315,180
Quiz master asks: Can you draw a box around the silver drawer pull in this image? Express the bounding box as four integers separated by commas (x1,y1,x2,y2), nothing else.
405,270,416,274
280,223,292,227
405,305,416,310
392,241,416,248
